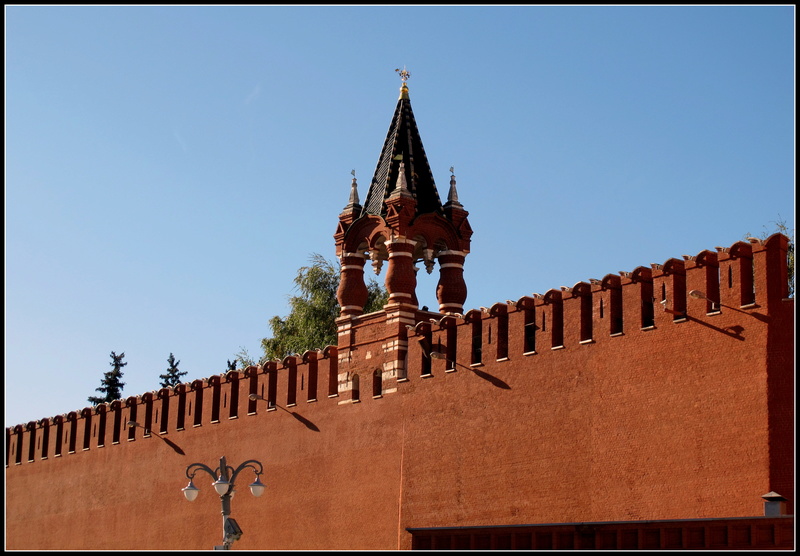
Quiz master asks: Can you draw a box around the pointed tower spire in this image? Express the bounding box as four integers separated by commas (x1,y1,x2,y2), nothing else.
361,68,442,218
335,70,472,324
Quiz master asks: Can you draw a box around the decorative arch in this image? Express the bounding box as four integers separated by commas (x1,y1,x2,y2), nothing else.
409,212,467,254
338,215,391,255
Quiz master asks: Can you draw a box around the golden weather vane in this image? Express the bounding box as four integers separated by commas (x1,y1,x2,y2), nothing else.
395,66,410,83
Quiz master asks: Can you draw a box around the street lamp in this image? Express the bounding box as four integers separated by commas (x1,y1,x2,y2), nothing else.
689,289,720,311
182,456,265,550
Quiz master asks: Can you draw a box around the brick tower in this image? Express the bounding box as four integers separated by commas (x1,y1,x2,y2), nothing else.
334,69,473,378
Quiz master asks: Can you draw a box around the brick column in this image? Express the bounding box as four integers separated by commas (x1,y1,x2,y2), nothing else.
436,250,467,314
336,251,369,317
384,238,418,309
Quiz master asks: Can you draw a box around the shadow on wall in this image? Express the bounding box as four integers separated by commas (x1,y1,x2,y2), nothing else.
249,394,320,432
128,421,186,455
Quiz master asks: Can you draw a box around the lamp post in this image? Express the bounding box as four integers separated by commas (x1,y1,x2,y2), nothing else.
182,456,266,550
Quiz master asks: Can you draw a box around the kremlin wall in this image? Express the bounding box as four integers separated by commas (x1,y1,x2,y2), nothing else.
5,77,794,550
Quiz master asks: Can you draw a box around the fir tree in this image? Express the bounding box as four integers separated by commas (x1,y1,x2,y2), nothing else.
159,352,187,388
88,351,127,405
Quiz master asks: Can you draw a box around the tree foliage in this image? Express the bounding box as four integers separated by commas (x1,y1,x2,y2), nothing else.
233,346,257,370
88,351,127,405
260,253,389,361
159,352,186,388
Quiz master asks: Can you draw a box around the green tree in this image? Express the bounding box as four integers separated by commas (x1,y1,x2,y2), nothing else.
260,253,389,361
233,346,257,369
88,351,127,405
159,353,186,388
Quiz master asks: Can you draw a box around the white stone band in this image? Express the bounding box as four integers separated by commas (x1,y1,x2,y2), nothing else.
384,238,417,247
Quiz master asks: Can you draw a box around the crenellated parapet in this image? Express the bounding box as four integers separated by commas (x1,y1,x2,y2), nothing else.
401,234,793,379
5,234,793,470
7,345,342,467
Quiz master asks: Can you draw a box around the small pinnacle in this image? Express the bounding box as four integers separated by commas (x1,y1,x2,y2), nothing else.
445,170,462,208
392,161,413,198
344,172,361,210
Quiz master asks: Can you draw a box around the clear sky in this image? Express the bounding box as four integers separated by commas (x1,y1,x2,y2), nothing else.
5,5,795,427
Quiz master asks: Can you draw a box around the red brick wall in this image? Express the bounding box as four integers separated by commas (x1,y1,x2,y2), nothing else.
5,235,794,550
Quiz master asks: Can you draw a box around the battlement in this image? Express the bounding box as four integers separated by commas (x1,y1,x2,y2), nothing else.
5,233,793,468
403,232,792,377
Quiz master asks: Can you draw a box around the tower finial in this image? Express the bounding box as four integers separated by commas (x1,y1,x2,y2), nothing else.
395,66,410,100
395,66,410,83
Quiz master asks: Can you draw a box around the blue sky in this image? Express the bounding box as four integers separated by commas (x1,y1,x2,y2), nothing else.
5,5,795,427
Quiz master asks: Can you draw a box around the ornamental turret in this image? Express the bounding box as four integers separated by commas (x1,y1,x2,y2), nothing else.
334,69,472,319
